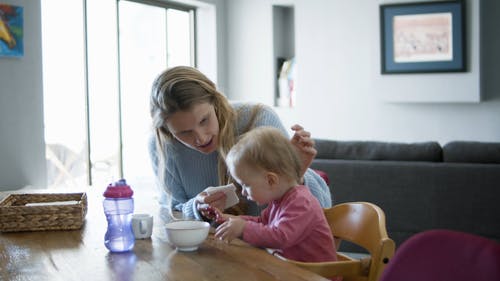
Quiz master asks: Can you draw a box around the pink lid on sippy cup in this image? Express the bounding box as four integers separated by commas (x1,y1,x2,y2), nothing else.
103,179,134,198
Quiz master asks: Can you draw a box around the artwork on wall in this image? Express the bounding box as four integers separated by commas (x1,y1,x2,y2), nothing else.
380,0,465,74
0,3,23,57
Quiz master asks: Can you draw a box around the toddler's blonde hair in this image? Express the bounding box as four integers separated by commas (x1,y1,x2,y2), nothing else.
226,126,302,184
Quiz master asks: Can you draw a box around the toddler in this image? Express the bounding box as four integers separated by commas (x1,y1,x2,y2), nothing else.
214,126,338,265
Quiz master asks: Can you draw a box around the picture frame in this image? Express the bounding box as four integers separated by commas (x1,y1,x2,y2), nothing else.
0,4,24,58
380,0,465,74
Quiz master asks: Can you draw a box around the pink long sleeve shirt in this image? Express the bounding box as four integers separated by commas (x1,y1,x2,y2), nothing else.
240,185,338,263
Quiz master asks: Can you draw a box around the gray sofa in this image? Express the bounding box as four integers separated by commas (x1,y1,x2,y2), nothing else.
311,139,500,251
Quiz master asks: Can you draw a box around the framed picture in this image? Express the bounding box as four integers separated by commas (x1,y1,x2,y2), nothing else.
0,4,24,57
380,0,465,74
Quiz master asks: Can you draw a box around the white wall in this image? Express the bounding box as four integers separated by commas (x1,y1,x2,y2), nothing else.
223,0,500,144
0,0,498,190
0,0,46,190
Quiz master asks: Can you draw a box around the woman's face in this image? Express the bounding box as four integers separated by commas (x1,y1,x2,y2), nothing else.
166,102,219,154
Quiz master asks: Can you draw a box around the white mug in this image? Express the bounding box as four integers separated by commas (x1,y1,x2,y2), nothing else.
132,214,153,239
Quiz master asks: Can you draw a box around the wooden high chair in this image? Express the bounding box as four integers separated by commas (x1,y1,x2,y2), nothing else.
274,202,395,281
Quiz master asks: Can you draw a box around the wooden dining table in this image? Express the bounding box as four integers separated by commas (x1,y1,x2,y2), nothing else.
0,184,328,281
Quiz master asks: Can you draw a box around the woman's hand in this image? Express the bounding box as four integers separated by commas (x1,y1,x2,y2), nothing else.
196,191,227,219
290,124,317,180
215,217,246,242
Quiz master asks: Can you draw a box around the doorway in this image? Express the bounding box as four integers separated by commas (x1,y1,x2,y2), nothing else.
42,0,195,189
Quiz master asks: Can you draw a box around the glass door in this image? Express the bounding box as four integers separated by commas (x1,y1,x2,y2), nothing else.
42,0,88,188
42,0,195,189
118,0,194,187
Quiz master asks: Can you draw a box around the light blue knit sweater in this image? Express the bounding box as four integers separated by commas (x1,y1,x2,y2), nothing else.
149,103,332,219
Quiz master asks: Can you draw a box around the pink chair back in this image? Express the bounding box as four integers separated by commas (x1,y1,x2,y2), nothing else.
313,169,330,186
379,229,500,281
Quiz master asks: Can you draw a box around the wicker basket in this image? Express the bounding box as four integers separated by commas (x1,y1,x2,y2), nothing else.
0,192,87,232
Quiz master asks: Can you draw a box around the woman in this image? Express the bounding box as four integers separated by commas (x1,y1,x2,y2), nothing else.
149,66,331,219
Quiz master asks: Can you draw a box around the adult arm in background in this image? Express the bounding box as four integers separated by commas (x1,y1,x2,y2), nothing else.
290,123,332,207
303,167,332,207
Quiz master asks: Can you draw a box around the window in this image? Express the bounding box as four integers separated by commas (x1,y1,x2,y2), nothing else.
42,0,196,189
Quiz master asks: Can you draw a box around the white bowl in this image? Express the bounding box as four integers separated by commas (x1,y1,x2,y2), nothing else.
164,220,210,251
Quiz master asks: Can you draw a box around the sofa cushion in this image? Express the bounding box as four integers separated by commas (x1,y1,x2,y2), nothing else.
311,159,500,250
443,141,500,163
314,139,442,162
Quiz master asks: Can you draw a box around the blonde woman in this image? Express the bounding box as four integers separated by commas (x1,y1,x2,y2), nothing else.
149,66,331,220
214,126,339,268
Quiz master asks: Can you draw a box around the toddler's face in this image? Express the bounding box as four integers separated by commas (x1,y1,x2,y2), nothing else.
232,164,275,205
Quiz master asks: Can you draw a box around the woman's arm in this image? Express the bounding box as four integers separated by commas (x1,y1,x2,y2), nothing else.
290,124,316,178
303,168,332,207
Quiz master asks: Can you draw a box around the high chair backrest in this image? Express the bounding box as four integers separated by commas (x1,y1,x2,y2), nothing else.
327,202,395,281
274,202,395,281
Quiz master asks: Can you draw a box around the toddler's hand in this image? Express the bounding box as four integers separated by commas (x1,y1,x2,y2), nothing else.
199,205,226,224
215,217,246,243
